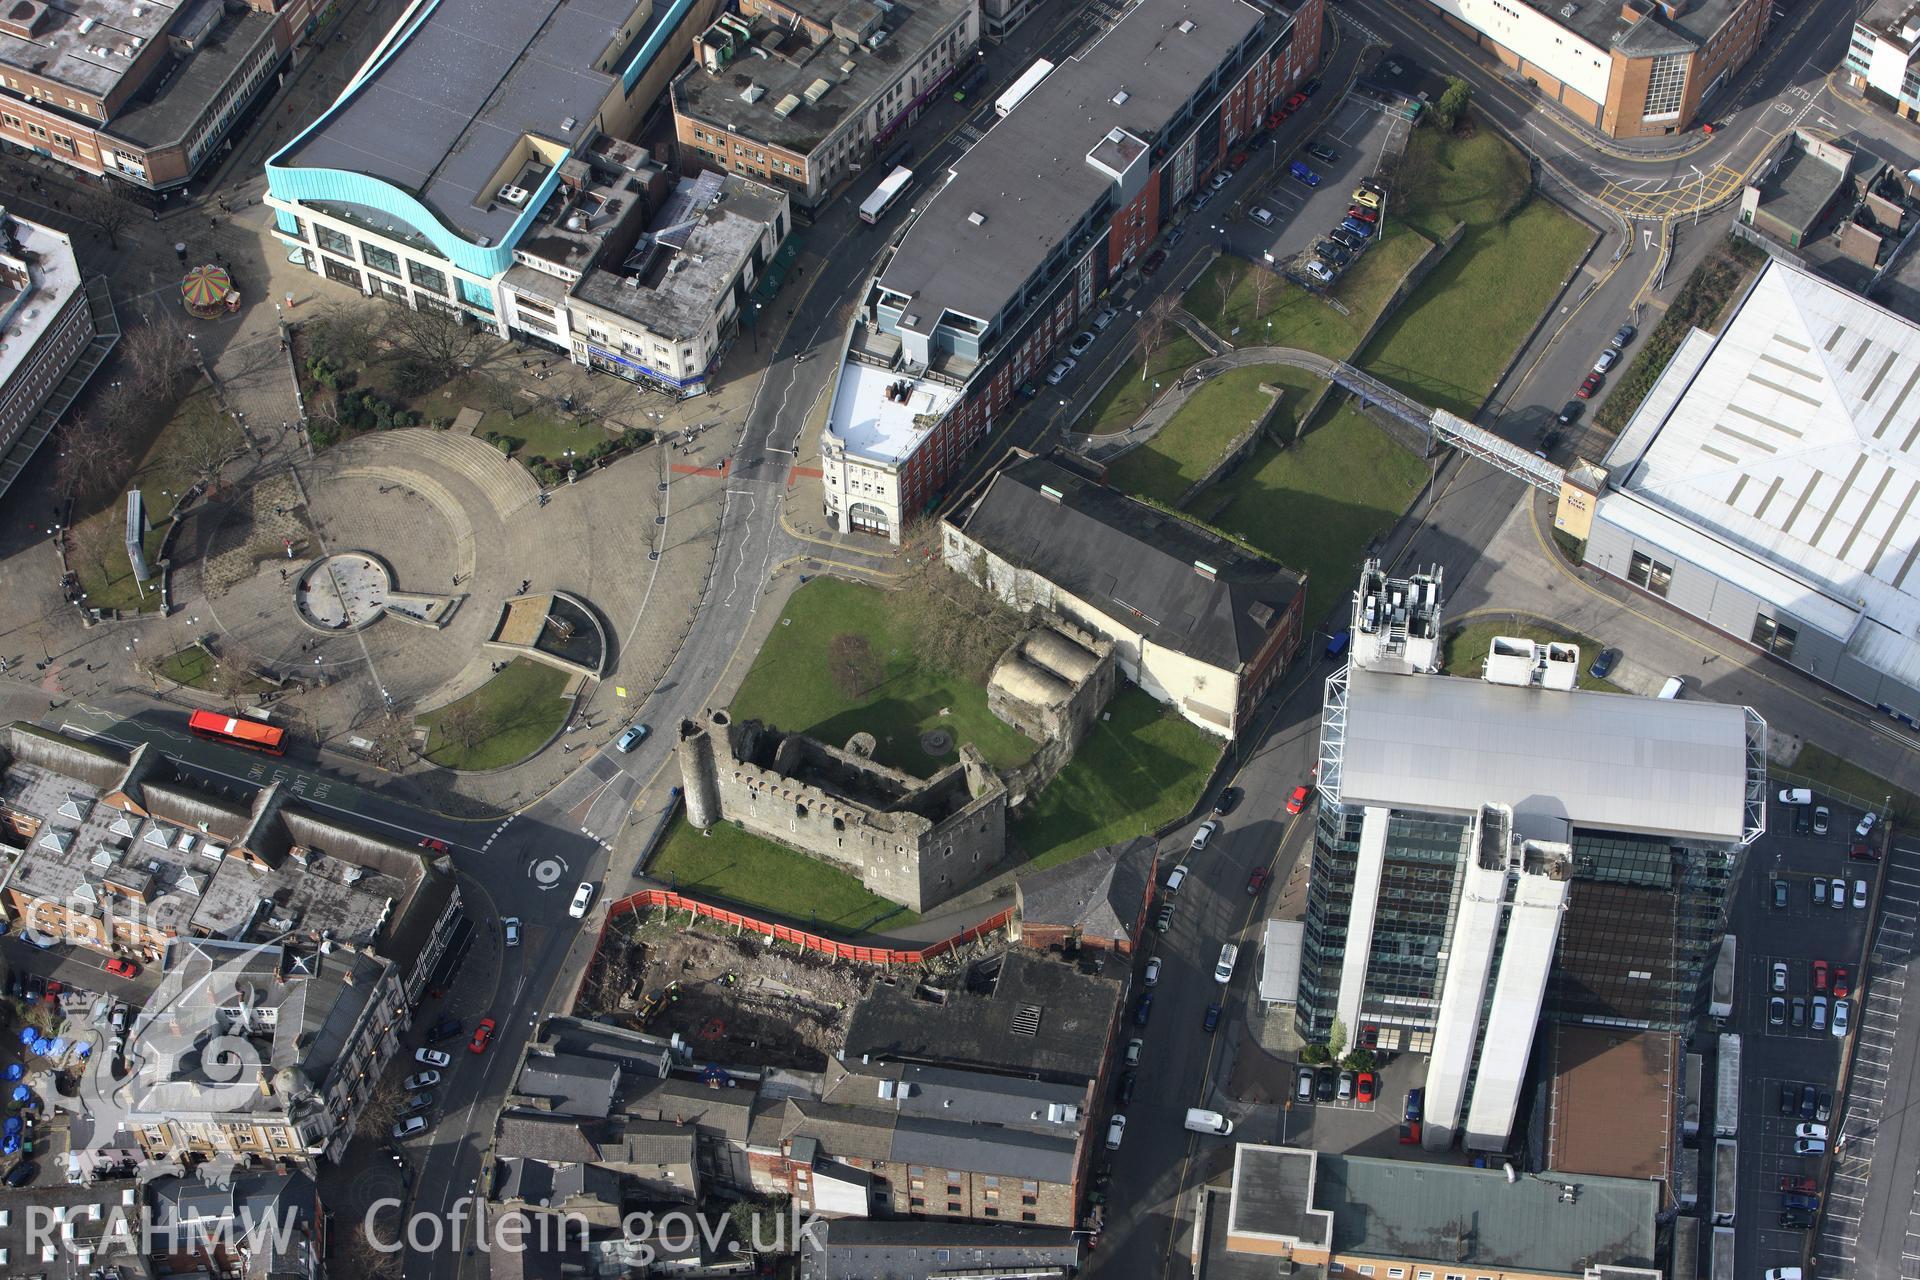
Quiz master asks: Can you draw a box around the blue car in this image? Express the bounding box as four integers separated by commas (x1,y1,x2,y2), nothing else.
1783,1192,1821,1211
1290,161,1320,187
616,724,651,753
1134,992,1155,1026
1203,1002,1222,1033
1404,1088,1424,1123
1339,217,1374,238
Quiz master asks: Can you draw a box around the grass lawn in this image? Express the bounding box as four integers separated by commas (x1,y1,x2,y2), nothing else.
1076,332,1208,437
1012,687,1221,872
1182,229,1431,359
420,658,572,769
497,413,611,464
67,386,223,613
1439,617,1621,692
1356,198,1590,418
1394,129,1531,240
1107,365,1288,503
156,646,274,695
1787,745,1920,827
649,816,919,934
732,577,1037,776
1204,404,1428,623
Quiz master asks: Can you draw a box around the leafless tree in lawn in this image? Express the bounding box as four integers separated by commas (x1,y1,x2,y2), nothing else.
1248,265,1274,337
72,516,123,586
896,519,1025,682
1135,293,1176,384
175,409,244,492
1216,258,1246,328
383,298,484,388
304,302,384,370
435,702,487,757
54,414,131,501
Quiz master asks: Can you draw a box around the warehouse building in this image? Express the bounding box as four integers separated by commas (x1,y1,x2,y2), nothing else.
1587,257,1920,722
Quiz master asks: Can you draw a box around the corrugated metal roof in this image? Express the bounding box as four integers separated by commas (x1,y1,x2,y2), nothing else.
1604,257,1920,685
1339,668,1749,843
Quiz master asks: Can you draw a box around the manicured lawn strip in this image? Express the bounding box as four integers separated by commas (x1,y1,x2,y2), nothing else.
1355,197,1590,418
1107,366,1289,504
649,816,920,933
1012,687,1221,872
1206,404,1428,623
1182,228,1430,357
1076,333,1208,437
420,658,572,769
1440,618,1622,692
731,578,1037,776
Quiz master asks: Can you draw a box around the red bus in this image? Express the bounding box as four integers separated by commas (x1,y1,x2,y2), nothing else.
187,710,287,756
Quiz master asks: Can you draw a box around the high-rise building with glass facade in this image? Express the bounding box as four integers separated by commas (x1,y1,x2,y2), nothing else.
1299,563,1766,1152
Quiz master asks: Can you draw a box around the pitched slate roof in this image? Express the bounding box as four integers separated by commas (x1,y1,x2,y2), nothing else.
953,454,1303,671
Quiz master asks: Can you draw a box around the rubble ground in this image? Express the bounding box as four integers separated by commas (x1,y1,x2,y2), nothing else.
577,910,948,1071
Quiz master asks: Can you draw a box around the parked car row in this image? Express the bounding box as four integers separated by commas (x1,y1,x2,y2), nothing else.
1302,177,1382,286
1576,323,1636,401
1292,1064,1377,1105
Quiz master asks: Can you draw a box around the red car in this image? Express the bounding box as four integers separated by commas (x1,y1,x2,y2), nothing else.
1833,965,1851,999
1267,109,1290,129
1813,959,1829,993
1780,1174,1817,1193
43,979,61,1005
1286,92,1307,111
1577,373,1602,399
1286,784,1312,815
1399,1121,1421,1145
1356,1072,1377,1104
1247,867,1271,896
104,958,139,979
469,1018,497,1054
1346,206,1378,223
419,837,450,854
1850,841,1882,862
1143,249,1168,276
1229,151,1249,171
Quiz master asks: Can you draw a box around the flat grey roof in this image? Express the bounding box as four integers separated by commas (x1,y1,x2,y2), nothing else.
0,0,175,100
278,0,652,246
1319,1155,1659,1275
108,6,277,148
1228,1146,1325,1245
571,172,785,338
876,0,1268,330
1337,668,1753,844
1752,138,1854,238
673,0,974,154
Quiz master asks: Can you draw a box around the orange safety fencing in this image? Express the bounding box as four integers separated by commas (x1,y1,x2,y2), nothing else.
604,887,1014,965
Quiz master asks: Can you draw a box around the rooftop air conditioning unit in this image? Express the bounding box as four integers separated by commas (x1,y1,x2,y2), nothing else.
498,185,530,206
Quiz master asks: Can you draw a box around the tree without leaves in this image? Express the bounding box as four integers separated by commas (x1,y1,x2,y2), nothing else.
382,299,483,388
435,702,487,756
54,414,132,502
72,517,123,586
335,1201,404,1280
174,410,244,491
896,520,1025,683
827,633,884,700
1248,267,1274,340
1135,293,1174,383
78,187,140,251
304,302,384,370
119,309,194,408
1216,258,1246,328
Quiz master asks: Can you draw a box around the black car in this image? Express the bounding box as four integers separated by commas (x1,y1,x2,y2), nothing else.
1315,1067,1337,1101
1587,648,1619,680
1214,787,1242,816
1115,1071,1137,1106
1134,992,1155,1026
1779,1082,1799,1116
1556,400,1583,426
4,1160,38,1188
26,974,44,1002
425,1017,462,1042
1306,142,1339,163
1612,323,1637,348
1203,1003,1222,1033
1303,77,1322,96
1794,805,1813,836
1800,1083,1819,1120
1780,1210,1814,1230
1790,998,1807,1028
1317,240,1353,266
1329,227,1365,250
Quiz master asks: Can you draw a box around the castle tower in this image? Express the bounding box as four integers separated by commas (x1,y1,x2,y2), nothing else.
677,714,723,828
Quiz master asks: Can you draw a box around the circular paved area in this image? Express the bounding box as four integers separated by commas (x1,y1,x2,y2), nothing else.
198,427,686,732
298,552,392,630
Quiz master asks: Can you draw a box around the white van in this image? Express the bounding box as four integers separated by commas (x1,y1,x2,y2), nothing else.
1657,676,1684,700
1185,1108,1234,1135
1214,943,1240,984
1777,788,1814,806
